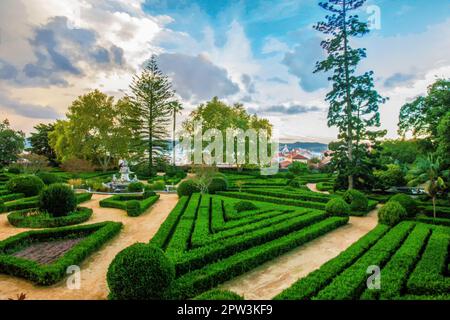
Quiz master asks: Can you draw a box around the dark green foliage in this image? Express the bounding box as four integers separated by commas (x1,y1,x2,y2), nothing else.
6,175,45,197
107,243,175,300
325,198,350,217
0,200,5,213
275,225,390,300
127,182,145,192
39,184,77,217
7,167,22,174
0,221,122,285
378,201,407,226
8,207,92,228
343,189,369,212
288,162,308,175
36,172,61,185
288,178,305,188
99,194,160,217
208,177,228,194
194,290,244,300
177,180,199,197
234,201,258,213
389,194,417,217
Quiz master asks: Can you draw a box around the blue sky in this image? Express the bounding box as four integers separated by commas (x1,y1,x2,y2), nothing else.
0,0,449,142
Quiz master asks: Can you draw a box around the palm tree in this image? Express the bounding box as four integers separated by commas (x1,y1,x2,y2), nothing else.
170,101,183,166
407,155,446,218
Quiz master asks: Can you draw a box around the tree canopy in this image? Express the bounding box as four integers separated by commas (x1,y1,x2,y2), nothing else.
0,119,25,168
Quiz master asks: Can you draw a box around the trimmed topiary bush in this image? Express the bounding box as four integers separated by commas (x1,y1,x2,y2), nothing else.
107,243,175,300
208,177,228,194
378,201,407,226
288,178,304,188
234,201,258,213
36,172,61,185
325,198,350,217
39,183,77,217
194,289,244,300
127,182,145,193
177,180,198,197
126,200,141,217
343,189,369,212
389,194,417,217
6,175,45,197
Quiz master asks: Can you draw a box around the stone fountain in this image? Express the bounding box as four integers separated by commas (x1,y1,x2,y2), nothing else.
103,160,139,193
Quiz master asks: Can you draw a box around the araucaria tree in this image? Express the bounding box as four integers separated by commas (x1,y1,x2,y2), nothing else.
129,55,177,175
315,0,386,190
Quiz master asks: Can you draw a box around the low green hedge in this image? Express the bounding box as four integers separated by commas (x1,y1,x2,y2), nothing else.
7,207,93,228
194,290,244,300
100,194,160,217
0,221,122,285
170,217,348,299
274,224,390,300
0,193,26,202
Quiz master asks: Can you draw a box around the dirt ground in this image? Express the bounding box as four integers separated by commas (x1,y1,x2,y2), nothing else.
0,193,178,300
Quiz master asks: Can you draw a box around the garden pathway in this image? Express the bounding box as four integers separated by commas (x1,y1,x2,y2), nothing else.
0,193,178,300
219,184,379,300
306,183,330,194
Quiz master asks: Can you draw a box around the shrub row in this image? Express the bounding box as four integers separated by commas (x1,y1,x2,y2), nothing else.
194,290,244,300
170,217,348,299
312,222,415,300
165,194,201,255
217,192,326,210
361,224,431,300
7,207,93,229
99,194,160,217
244,189,332,203
0,193,26,202
173,211,329,275
274,224,390,300
407,227,450,295
149,196,190,249
0,221,122,285
415,215,450,227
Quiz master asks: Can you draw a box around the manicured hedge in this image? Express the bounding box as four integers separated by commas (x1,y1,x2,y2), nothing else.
99,194,160,217
217,192,326,210
150,196,190,249
7,207,93,228
274,225,390,300
312,222,414,300
0,193,26,202
194,290,244,300
170,217,348,299
0,221,122,285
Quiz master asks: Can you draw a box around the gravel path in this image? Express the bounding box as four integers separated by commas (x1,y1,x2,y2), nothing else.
219,185,379,300
0,193,178,300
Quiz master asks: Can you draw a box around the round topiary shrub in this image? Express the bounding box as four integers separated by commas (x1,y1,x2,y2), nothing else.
234,201,258,213
107,243,175,300
127,182,145,192
36,172,61,185
194,290,244,300
6,175,45,197
208,177,228,194
343,189,368,212
126,200,141,217
389,194,417,217
39,183,77,217
177,180,198,197
378,201,407,226
288,178,304,188
325,198,351,217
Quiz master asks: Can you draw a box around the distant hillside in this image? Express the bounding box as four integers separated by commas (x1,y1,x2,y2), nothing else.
280,141,328,153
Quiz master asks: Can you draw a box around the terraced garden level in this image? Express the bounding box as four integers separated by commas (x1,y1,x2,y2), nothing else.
149,193,349,299
275,221,450,300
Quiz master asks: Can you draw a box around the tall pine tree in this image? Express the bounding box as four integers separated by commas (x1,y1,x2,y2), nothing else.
129,55,177,175
314,0,386,190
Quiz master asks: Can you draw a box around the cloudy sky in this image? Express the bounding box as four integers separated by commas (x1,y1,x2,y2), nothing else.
0,0,449,143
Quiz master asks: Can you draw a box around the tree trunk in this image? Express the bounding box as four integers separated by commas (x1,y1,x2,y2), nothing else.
432,196,436,219
342,0,354,190
173,112,176,166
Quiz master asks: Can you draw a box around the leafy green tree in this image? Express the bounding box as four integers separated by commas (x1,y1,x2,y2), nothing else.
288,161,308,175
0,119,25,168
49,91,133,171
314,0,386,190
407,155,447,218
128,55,175,176
183,97,272,169
398,79,450,139
436,112,450,169
374,164,405,190
29,123,58,166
